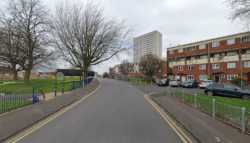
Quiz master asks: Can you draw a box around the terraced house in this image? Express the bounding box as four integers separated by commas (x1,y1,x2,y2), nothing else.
167,32,250,84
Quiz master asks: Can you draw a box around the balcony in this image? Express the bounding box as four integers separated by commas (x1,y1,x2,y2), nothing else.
186,59,208,65
169,61,185,67
210,55,239,63
242,54,250,61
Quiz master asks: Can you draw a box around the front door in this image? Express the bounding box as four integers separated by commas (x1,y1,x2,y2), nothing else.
181,75,185,81
169,75,174,79
248,74,250,84
215,75,220,83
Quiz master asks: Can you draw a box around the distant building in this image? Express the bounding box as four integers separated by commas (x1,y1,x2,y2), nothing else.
0,67,21,79
134,30,162,62
39,72,56,78
109,67,115,79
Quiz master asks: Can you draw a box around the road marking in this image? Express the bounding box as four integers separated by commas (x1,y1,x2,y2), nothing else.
144,93,193,143
8,79,102,143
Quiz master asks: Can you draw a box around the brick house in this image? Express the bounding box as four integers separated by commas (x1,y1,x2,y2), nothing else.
109,67,115,79
167,32,250,84
0,67,22,79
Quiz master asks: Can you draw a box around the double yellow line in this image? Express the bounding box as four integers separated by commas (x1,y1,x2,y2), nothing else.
144,93,193,143
8,79,102,143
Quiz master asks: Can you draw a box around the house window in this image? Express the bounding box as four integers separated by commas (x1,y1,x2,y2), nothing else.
191,57,195,60
214,53,220,57
247,49,250,54
222,75,225,78
199,65,206,70
140,71,142,73
221,53,225,56
227,51,237,56
170,50,174,54
200,75,207,80
245,62,250,67
178,66,183,71
212,41,219,47
199,44,205,49
40,73,43,75
188,66,194,70
227,63,236,68
186,46,196,52
241,36,250,42
200,55,207,59
212,64,220,69
187,75,194,80
178,48,183,53
5,73,9,76
227,75,238,80
227,39,235,45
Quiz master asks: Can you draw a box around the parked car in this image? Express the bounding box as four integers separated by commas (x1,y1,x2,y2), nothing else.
158,79,170,86
169,79,182,87
204,83,250,100
199,80,213,89
182,80,198,88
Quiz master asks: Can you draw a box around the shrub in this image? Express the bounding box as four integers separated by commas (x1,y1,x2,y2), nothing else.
231,77,247,86
207,77,213,80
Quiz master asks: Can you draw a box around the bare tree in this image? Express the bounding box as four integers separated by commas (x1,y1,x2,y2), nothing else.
52,1,134,79
119,59,130,80
0,0,54,86
140,53,163,79
224,0,250,30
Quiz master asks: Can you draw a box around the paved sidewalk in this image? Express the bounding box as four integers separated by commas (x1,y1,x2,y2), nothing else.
0,79,100,142
150,93,250,143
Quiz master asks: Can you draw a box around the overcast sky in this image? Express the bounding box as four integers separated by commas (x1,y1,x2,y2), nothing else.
1,0,245,75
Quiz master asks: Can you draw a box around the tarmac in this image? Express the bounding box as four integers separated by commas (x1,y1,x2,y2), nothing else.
150,93,250,143
0,79,100,142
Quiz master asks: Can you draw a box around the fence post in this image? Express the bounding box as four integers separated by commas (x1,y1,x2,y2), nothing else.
195,94,197,108
136,78,137,84
213,99,215,117
174,88,175,98
32,87,35,104
182,90,184,103
140,80,141,84
242,107,246,132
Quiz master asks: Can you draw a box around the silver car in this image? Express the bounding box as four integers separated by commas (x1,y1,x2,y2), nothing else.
169,79,182,87
199,80,213,89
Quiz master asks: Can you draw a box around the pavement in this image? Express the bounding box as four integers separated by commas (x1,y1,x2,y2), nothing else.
0,79,100,142
150,92,250,143
4,78,197,143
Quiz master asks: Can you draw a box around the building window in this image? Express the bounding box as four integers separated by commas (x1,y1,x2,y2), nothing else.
140,71,142,73
227,38,235,45
170,50,174,54
200,75,207,80
187,75,194,80
178,48,183,53
221,53,225,56
199,44,205,49
241,36,250,42
186,46,196,52
212,41,219,47
245,62,250,67
40,73,43,75
212,64,220,69
222,75,225,78
188,66,194,70
227,63,236,68
191,57,195,60
227,51,237,56
199,65,206,70
200,55,207,59
5,73,9,76
214,53,220,57
227,75,238,80
178,66,183,71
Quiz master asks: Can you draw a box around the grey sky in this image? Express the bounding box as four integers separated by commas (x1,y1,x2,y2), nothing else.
1,0,245,75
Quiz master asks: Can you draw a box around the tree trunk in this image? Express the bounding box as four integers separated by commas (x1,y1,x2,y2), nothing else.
11,63,18,80
23,67,32,86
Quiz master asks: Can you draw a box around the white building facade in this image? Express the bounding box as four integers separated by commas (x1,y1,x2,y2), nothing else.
133,30,162,62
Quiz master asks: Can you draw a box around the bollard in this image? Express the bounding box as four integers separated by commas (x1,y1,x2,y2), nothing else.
183,90,184,103
195,94,197,108
213,99,215,117
151,81,152,86
242,107,246,132
32,87,35,104
174,88,175,98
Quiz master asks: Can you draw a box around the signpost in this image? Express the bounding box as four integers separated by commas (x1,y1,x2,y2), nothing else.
55,72,65,97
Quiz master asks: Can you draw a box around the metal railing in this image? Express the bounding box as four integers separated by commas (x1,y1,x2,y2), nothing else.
0,88,45,114
70,77,94,91
168,86,250,134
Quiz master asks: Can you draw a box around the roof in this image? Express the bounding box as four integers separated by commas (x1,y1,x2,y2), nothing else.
167,31,250,51
0,67,13,74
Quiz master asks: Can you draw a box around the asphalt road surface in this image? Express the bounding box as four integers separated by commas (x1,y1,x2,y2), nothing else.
6,79,197,143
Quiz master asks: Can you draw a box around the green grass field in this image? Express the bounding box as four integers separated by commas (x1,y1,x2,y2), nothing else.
0,100,33,113
0,78,81,93
170,92,250,112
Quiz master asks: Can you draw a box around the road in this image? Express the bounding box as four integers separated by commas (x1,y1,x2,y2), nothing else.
6,79,196,143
